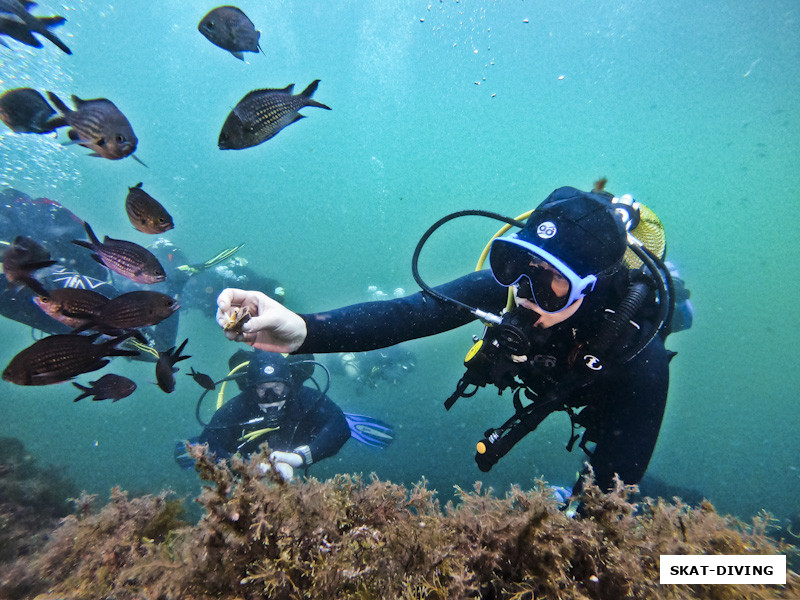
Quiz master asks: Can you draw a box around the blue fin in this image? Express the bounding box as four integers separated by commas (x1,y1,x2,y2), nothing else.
344,412,394,448
173,437,199,469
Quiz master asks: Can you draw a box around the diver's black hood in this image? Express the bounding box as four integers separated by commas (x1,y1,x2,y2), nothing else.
246,350,293,387
519,186,628,278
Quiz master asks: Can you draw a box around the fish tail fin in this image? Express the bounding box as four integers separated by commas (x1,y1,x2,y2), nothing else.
305,100,331,111
37,15,67,30
72,382,92,402
21,274,51,297
44,115,67,130
46,91,69,115
173,338,191,363
300,79,321,98
81,221,100,247
37,23,71,54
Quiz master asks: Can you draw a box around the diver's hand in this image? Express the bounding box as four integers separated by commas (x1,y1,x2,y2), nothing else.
269,451,304,482
216,288,307,353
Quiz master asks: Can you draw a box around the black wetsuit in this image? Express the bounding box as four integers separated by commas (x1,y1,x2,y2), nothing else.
198,386,351,463
297,270,671,492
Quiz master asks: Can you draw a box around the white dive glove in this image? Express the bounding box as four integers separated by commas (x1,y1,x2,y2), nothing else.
216,287,307,353
268,450,306,482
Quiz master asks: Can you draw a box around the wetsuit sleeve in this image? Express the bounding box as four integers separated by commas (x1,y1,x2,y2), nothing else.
298,270,508,353
198,395,248,460
293,388,351,462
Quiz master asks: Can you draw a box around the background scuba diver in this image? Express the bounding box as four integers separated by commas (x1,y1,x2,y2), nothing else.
0,187,286,354
330,285,417,391
215,186,692,498
177,350,393,481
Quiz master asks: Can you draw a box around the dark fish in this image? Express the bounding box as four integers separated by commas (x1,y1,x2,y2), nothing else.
0,88,57,133
124,182,174,234
218,80,331,150
2,333,138,386
46,92,138,160
72,373,137,402
72,221,166,284
187,367,215,391
2,235,56,296
0,0,71,54
156,338,190,393
198,5,261,61
91,290,179,330
33,287,109,328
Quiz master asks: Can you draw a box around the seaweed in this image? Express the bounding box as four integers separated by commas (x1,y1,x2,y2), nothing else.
0,443,797,600
0,437,77,565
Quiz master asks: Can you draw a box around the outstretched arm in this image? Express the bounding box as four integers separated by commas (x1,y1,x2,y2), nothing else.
217,270,508,354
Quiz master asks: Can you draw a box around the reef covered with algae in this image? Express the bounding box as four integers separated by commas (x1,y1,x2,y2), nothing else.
0,437,77,566
0,442,797,600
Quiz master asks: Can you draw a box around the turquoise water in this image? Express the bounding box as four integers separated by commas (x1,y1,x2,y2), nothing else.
1,0,798,526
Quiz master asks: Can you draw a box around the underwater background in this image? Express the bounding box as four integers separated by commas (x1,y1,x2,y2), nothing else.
0,0,798,534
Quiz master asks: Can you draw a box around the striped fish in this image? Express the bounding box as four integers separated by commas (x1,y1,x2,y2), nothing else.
33,287,110,328
93,290,179,330
125,182,174,234
72,221,166,284
218,79,331,150
46,92,138,160
2,333,138,386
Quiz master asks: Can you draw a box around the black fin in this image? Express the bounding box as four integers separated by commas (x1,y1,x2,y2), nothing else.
300,79,321,97
72,382,92,402
46,91,69,114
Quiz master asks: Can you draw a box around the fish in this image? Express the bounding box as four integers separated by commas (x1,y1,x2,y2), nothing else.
187,367,216,391
89,290,179,330
2,235,56,296
72,221,166,284
156,338,190,393
0,88,57,134
218,80,331,150
198,5,262,61
46,92,139,161
72,373,137,402
33,287,110,328
2,333,139,386
0,0,71,54
124,182,174,234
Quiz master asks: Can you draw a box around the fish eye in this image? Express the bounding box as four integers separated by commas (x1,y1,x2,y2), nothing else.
115,134,126,144
206,20,214,29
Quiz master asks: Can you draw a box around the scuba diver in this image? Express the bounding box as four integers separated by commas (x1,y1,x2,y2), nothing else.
175,350,394,480
215,185,693,498
0,187,116,333
335,346,417,390
331,285,417,391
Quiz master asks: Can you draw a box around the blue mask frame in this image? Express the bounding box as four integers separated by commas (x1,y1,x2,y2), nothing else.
489,236,597,313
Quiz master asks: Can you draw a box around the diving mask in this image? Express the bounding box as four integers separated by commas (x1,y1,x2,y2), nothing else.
489,236,597,313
